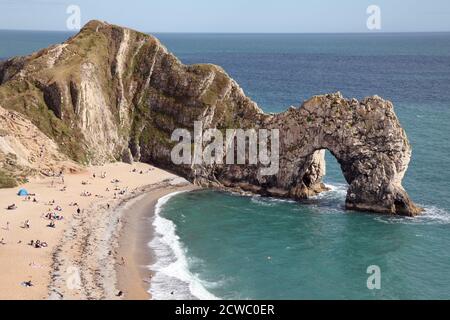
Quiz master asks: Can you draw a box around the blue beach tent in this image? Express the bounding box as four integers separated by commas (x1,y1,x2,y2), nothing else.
17,189,29,196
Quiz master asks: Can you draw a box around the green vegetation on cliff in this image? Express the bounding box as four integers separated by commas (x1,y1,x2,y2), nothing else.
0,81,88,163
0,169,17,188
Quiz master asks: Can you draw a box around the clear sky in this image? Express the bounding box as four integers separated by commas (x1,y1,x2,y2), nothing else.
0,0,449,32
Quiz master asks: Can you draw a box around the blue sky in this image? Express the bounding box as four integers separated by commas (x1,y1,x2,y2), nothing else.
0,0,449,32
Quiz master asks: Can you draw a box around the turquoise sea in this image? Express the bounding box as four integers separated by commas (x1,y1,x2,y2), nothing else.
1,31,449,299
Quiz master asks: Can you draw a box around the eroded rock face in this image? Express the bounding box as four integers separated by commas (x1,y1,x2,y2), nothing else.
0,21,421,216
0,105,79,181
270,94,421,216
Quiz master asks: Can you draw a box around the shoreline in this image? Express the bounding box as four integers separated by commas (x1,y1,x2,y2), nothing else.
46,173,195,300
115,183,198,300
0,161,189,300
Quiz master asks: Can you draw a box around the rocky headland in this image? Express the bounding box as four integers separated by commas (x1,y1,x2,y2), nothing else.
0,20,421,216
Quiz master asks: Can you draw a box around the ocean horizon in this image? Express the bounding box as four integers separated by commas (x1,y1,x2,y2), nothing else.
1,30,449,300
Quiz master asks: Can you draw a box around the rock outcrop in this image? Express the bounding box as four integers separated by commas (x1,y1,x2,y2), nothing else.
0,20,421,216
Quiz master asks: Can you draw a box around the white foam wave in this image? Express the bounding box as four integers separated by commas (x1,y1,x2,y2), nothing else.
312,183,348,200
420,205,450,223
316,184,450,225
313,184,450,224
149,191,219,300
375,204,450,225
250,196,295,207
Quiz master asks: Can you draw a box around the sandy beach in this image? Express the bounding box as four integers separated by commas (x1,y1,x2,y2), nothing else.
0,162,194,300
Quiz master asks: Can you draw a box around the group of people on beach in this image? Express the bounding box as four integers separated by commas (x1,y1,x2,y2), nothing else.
93,172,107,179
0,172,83,289
1,165,154,293
132,168,155,175
28,239,48,249
2,197,65,248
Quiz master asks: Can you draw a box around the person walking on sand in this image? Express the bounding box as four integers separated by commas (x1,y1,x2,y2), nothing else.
23,220,30,229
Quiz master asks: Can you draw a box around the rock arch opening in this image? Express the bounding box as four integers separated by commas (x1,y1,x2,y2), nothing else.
210,93,421,216
324,150,347,186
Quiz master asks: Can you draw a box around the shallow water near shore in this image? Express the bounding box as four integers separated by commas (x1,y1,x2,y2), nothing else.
155,184,450,300
1,31,450,300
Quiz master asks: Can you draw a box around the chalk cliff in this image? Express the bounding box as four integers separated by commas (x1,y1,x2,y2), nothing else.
0,21,421,216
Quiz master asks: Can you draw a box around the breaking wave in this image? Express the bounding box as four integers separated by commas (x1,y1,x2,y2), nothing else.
148,191,219,300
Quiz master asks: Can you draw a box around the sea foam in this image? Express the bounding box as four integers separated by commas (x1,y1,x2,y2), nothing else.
313,183,348,200
148,191,219,300
375,204,450,225
319,183,450,224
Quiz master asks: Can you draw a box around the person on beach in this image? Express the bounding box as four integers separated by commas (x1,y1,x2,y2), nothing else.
21,280,33,287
